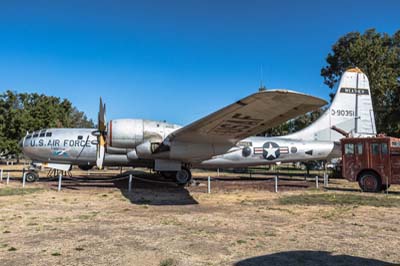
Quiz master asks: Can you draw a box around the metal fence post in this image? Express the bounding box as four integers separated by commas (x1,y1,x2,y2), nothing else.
274,175,278,193
207,176,211,194
0,169,3,182
6,172,10,185
57,173,63,192
128,174,133,192
386,175,389,194
323,173,328,187
22,172,26,188
315,175,319,189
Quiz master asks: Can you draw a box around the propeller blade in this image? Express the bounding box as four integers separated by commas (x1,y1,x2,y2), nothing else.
96,135,105,169
96,97,107,169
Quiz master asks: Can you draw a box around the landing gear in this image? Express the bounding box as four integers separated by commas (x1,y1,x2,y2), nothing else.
175,167,192,186
25,171,39,183
78,165,94,171
358,171,382,192
160,167,192,186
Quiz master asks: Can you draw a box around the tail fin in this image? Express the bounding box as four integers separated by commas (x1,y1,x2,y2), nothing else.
285,68,376,142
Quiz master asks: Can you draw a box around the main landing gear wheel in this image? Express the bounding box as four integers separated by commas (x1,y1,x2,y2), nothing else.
25,171,39,183
175,168,192,186
358,171,382,193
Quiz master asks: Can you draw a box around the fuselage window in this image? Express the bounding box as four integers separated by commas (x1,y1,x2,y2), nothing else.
345,143,354,155
46,132,52,137
77,135,83,140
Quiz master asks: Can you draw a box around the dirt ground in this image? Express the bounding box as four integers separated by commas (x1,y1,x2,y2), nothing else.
0,166,400,266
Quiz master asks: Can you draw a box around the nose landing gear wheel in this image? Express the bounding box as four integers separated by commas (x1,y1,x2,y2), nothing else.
175,167,192,186
25,171,39,183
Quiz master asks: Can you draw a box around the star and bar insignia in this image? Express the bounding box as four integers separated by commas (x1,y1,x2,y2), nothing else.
254,142,289,160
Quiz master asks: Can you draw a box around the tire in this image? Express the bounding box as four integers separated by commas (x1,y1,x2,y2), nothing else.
175,167,192,186
25,172,39,183
358,171,382,192
78,165,94,171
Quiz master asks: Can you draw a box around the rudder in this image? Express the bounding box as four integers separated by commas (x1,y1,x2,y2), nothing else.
284,67,376,142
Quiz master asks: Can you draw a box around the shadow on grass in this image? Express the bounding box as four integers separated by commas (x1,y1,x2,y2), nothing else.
22,170,198,206
279,193,400,207
325,186,400,195
113,171,198,206
234,250,397,266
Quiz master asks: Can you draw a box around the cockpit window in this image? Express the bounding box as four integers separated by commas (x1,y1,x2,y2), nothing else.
46,132,52,137
26,134,32,139
33,132,39,138
39,132,45,137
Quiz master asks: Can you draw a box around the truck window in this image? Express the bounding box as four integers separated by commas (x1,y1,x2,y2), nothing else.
371,143,380,155
356,143,363,155
345,143,354,155
382,143,388,155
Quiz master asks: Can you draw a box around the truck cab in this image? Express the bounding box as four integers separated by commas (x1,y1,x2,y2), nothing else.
341,136,400,192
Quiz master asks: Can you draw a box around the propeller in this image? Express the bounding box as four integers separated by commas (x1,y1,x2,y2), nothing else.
96,97,107,169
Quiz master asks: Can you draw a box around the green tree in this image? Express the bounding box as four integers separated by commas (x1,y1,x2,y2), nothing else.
321,28,400,136
261,108,325,137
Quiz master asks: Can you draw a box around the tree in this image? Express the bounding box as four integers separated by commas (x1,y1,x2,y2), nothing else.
261,108,325,137
321,29,400,136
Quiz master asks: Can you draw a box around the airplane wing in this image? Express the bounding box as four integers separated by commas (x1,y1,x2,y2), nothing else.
168,90,327,145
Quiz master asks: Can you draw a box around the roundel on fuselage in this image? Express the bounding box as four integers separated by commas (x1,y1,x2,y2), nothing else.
262,142,280,160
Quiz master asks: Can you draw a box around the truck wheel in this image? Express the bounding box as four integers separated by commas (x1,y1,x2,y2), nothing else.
175,168,192,186
358,171,382,192
25,171,39,183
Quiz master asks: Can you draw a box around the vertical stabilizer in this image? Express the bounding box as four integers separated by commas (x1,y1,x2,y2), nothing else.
284,68,376,142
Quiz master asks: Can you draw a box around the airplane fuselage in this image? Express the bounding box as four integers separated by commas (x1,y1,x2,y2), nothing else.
21,125,340,169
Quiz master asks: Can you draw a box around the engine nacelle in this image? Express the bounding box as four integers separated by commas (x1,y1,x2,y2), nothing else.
107,119,144,148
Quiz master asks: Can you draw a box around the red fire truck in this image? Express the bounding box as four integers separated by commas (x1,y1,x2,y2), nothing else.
341,135,400,192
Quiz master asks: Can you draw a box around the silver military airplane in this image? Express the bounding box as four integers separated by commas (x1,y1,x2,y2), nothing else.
21,68,375,184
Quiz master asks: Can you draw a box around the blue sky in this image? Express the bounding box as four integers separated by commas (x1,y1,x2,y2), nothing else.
0,0,399,125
